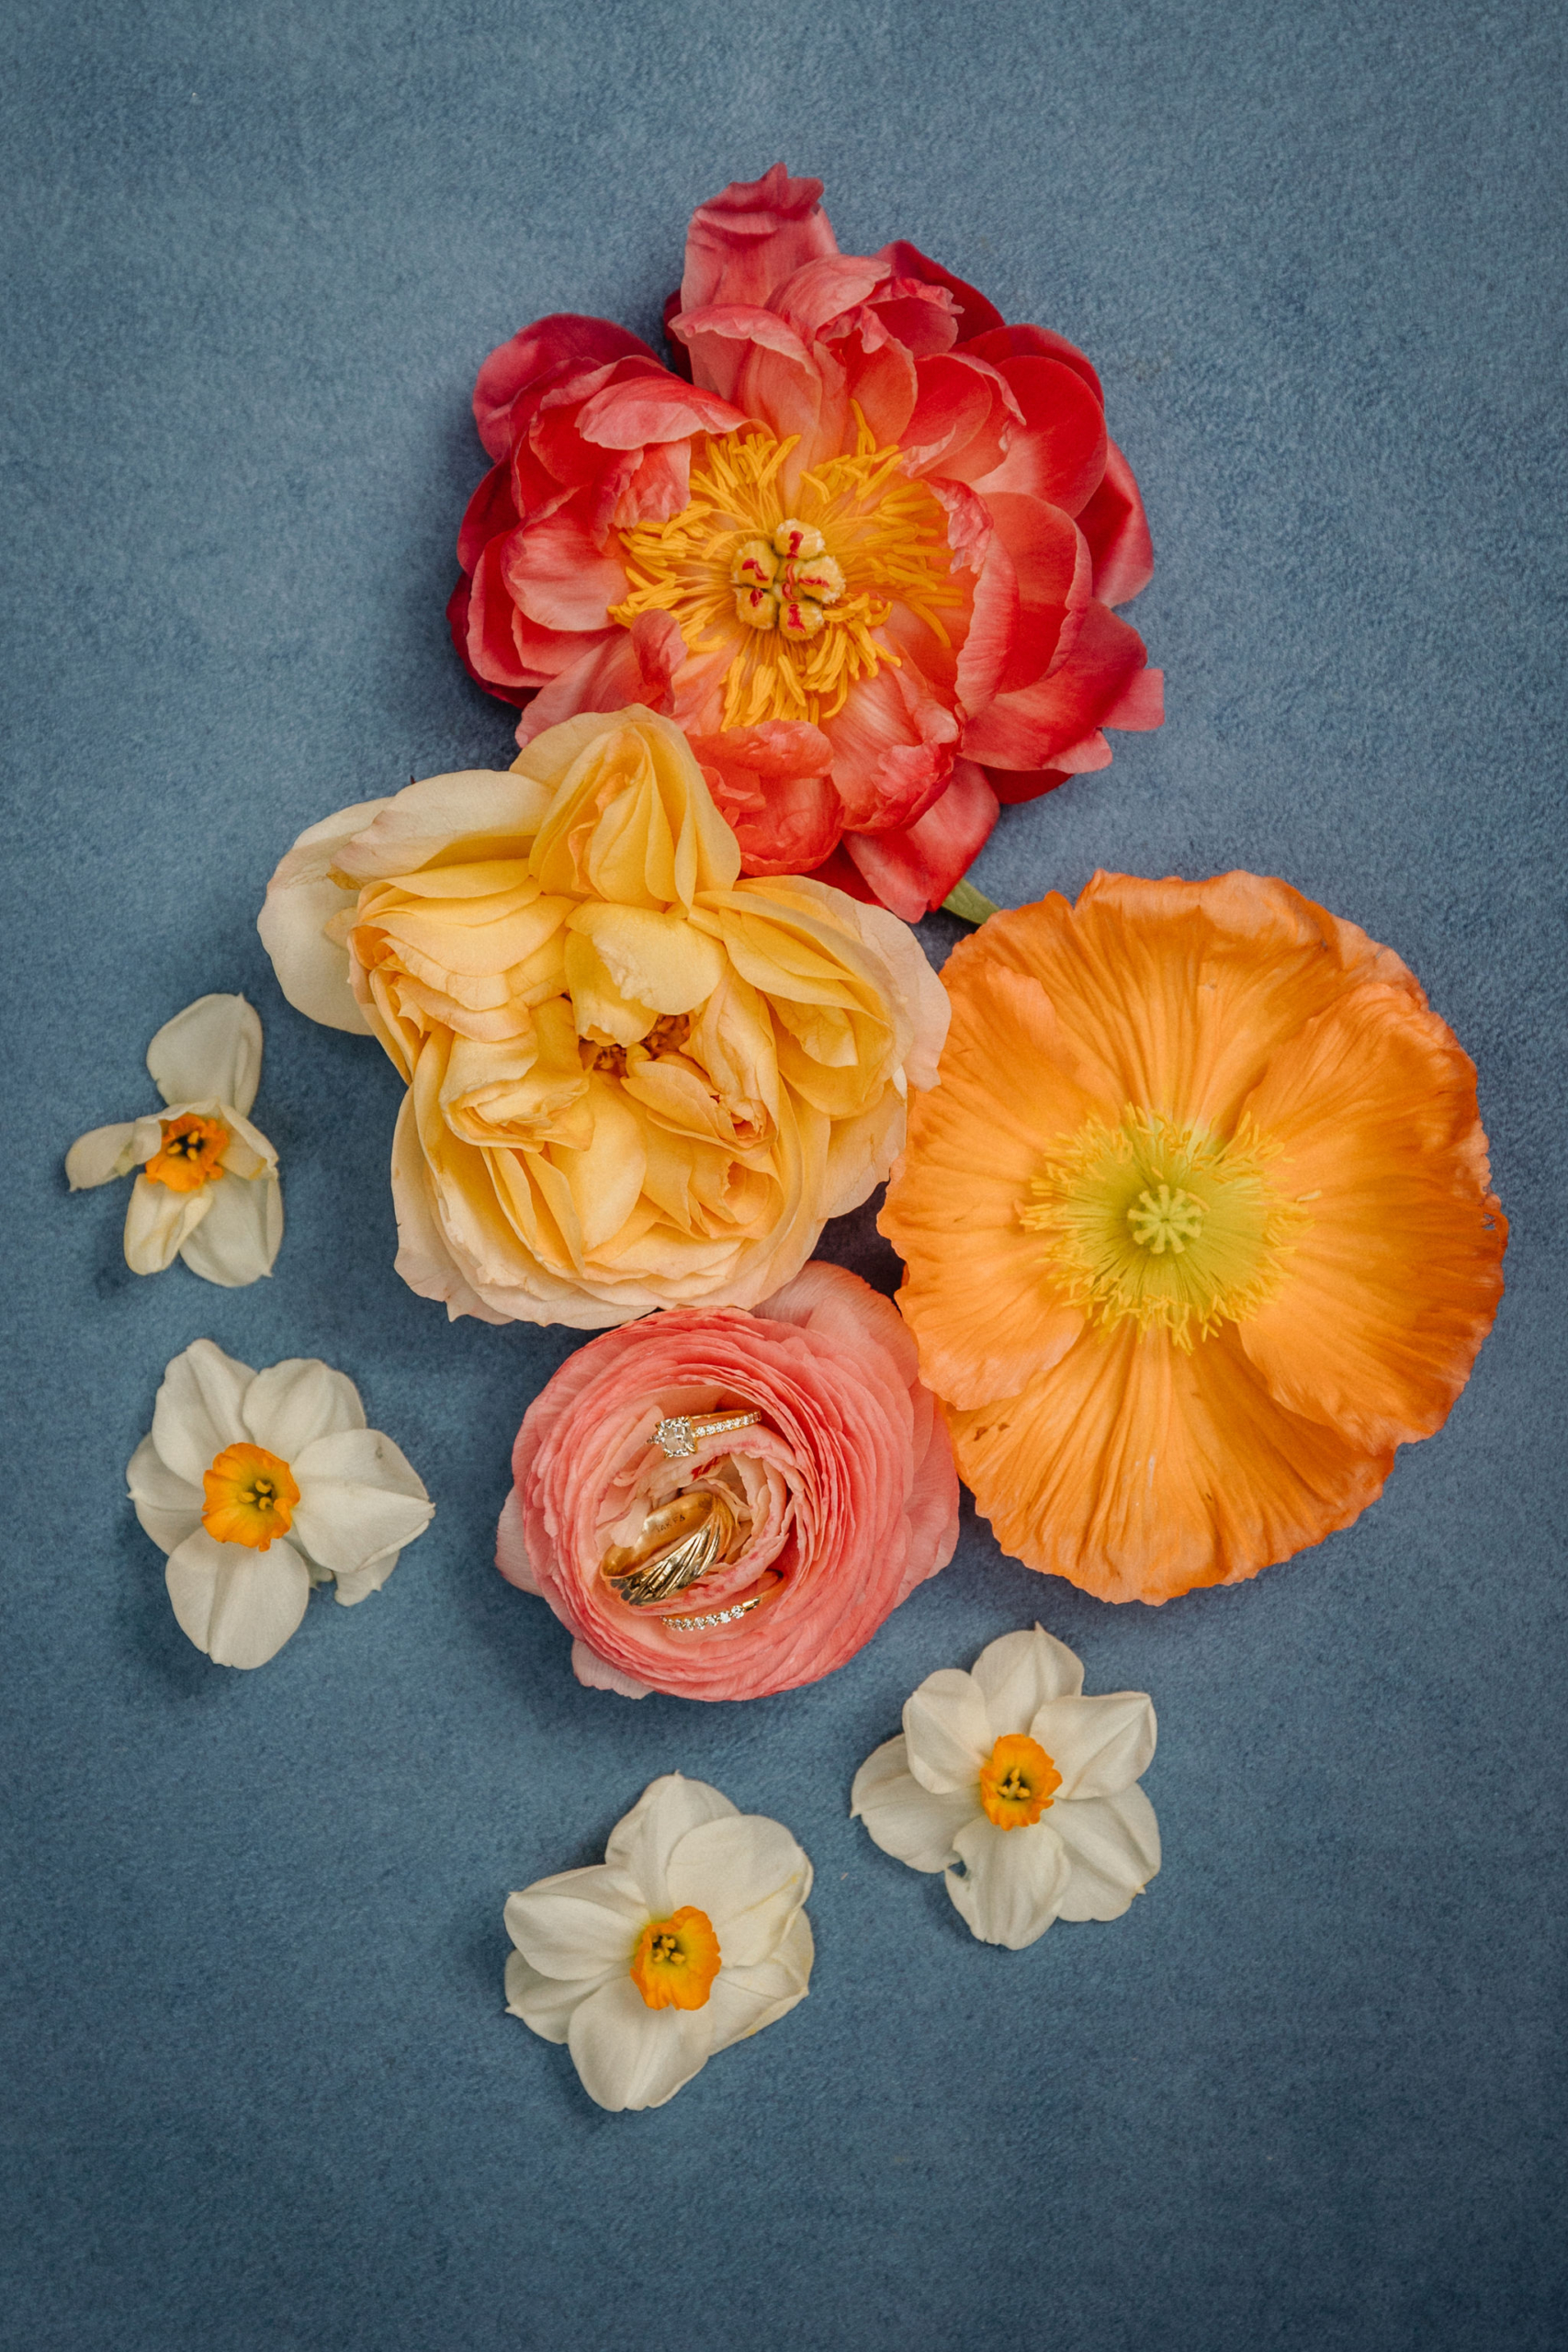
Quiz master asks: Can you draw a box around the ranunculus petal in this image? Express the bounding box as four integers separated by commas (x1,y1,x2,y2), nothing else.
123,1172,213,1274
903,1668,994,1793
971,1624,1084,1731
702,1906,814,2056
503,1948,602,2043
126,1434,203,1556
242,1357,367,1459
289,1429,434,1575
504,1864,646,1982
1034,1690,1156,1800
945,1815,1070,1950
146,994,264,1115
151,1338,255,1487
604,1774,739,1915
164,1527,311,1669
65,1122,139,1190
851,1736,976,1872
1051,1787,1161,1921
665,1814,811,1967
566,1971,716,2112
176,1170,282,1287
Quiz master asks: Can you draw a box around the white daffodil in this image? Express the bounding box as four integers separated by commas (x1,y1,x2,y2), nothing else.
66,994,282,1285
851,1625,1159,1951
504,1774,814,2111
129,1339,434,1668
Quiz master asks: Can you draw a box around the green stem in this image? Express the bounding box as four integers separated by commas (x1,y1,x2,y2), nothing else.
940,879,1001,925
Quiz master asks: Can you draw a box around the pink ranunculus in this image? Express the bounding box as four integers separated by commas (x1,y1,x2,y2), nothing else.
496,1262,959,1700
449,165,1163,922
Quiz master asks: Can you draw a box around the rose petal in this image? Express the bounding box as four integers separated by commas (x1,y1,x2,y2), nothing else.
945,1815,1071,1950
164,1528,311,1669
851,1736,975,1872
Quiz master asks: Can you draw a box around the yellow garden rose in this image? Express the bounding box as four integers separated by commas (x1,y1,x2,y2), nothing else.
258,707,948,1327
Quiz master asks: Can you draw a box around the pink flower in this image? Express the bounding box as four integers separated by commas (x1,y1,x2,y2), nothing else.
449,166,1162,921
496,1262,959,1700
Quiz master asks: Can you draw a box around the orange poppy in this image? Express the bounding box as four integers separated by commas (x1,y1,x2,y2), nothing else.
879,873,1507,1603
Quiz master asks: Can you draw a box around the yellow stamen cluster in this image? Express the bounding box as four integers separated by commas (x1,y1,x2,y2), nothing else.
144,1113,230,1193
629,1905,722,2010
1021,1110,1306,1349
978,1733,1062,1829
201,1442,299,1553
611,420,961,727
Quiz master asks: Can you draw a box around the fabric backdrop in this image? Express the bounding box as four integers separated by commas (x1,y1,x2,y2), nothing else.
3,3,1563,2346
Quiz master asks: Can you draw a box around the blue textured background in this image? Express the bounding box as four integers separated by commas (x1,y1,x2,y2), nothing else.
3,3,1564,2346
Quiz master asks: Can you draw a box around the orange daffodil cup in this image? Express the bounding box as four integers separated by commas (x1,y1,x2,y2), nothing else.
259,706,947,1329
881,873,1508,1603
447,165,1162,922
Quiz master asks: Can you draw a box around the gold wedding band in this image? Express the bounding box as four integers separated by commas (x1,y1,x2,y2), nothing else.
600,1489,739,1609
652,1410,761,1461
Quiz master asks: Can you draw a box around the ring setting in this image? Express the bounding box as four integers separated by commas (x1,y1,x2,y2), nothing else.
652,1409,761,1460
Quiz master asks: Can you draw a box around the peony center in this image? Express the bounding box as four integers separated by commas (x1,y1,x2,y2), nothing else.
610,422,960,729
1020,1110,1304,1348
979,1734,1061,1829
145,1113,230,1193
201,1442,299,1553
629,1905,722,2010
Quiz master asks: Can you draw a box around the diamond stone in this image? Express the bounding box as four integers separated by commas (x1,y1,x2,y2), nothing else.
653,1416,695,1459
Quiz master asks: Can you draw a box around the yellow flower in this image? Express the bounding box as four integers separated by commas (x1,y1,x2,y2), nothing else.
259,707,947,1328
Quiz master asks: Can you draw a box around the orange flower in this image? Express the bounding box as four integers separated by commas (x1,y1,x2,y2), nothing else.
880,873,1507,1603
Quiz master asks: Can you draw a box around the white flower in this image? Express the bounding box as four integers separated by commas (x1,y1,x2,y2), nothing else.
129,1339,434,1668
65,994,283,1286
851,1625,1159,1951
504,1774,814,2111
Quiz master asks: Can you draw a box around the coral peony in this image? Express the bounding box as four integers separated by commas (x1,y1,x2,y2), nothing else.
880,874,1507,1602
495,1261,959,1699
259,707,946,1328
447,165,1161,921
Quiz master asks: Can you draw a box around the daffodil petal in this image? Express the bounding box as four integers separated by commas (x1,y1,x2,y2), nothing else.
945,1815,1071,1950
176,1170,283,1287
242,1358,367,1458
65,1122,139,1190
289,1430,434,1575
1051,1787,1161,1921
665,1814,811,1968
1034,1690,1157,1801
165,1527,311,1669
971,1624,1084,1731
146,994,264,1115
151,1339,255,1486
124,1172,214,1274
566,1972,716,2112
603,1773,738,1915
902,1667,994,1793
503,1865,645,1982
126,1434,202,1555
503,1949,602,2044
850,1736,975,1872
332,1554,400,1607
703,1907,814,2056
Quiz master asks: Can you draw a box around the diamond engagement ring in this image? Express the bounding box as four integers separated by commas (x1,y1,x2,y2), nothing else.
651,1409,761,1460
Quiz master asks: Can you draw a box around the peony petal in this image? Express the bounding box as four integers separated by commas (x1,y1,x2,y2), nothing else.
1051,1786,1161,1922
971,1624,1085,1730
125,1433,202,1556
566,1971,716,2112
164,1527,311,1669
1033,1690,1156,1800
504,1947,600,2044
289,1429,434,1576
665,1814,811,1968
257,800,389,1035
242,1358,367,1459
176,1170,282,1287
702,1906,814,2056
151,1339,255,1487
851,1735,976,1872
902,1668,994,1793
65,1122,139,1190
123,1172,213,1273
1077,436,1155,607
605,1774,739,1916
146,995,264,1114
945,1815,1070,1950
678,164,839,316
504,1864,646,1982
473,315,660,461
843,761,999,921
